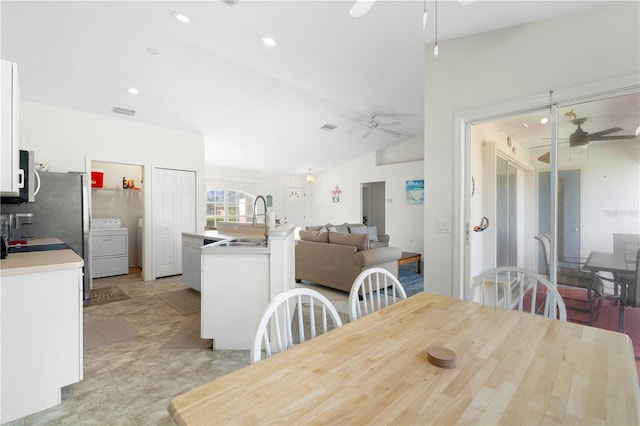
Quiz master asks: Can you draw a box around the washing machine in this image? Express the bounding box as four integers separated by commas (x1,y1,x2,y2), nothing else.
91,218,129,278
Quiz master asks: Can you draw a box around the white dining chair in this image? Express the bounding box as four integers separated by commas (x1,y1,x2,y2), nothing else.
469,266,567,321
250,288,343,363
349,267,407,321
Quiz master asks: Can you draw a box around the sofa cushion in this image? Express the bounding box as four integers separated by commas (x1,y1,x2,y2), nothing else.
366,226,379,241
299,229,329,243
329,232,369,251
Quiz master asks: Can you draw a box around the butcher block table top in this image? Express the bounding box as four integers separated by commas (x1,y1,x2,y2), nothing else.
168,292,640,425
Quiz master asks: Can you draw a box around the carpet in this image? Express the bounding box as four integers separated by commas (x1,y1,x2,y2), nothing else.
156,288,201,315
84,317,138,350
160,313,213,350
398,263,424,297
87,286,130,307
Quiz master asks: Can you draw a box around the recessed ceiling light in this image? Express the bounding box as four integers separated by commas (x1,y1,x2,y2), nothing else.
146,47,159,56
540,117,549,124
261,37,279,47
172,12,192,23
127,87,139,95
522,123,529,128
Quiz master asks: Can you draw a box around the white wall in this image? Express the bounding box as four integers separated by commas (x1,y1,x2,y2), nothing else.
424,2,640,296
307,138,424,254
18,101,205,278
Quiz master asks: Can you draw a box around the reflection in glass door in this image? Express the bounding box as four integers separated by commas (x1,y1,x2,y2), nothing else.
496,157,517,267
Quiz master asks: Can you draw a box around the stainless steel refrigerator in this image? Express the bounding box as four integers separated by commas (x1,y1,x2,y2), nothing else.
1,171,91,300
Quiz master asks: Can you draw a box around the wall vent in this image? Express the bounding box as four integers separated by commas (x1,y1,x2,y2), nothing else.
320,123,337,132
112,106,136,116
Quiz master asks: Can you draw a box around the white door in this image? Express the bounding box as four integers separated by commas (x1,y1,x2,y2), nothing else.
282,187,305,227
153,168,196,278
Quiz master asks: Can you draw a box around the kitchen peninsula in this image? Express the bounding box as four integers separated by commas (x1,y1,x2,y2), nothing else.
182,222,296,350
0,239,84,423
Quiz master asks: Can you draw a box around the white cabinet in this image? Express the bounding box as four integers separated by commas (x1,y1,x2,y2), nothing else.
1,266,83,423
182,235,204,291
0,59,20,195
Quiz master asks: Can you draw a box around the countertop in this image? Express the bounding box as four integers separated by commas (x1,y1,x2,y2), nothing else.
0,238,84,276
182,224,296,241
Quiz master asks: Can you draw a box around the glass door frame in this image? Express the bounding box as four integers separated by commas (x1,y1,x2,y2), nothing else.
453,74,640,300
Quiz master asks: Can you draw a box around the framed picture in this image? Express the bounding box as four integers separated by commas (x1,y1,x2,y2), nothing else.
406,180,424,204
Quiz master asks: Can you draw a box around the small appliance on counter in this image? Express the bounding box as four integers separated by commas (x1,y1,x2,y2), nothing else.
0,212,34,242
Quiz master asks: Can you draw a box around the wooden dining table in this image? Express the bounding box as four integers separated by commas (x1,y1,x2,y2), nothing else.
168,292,640,425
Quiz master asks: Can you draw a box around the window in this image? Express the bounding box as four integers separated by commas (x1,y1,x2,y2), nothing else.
206,190,255,227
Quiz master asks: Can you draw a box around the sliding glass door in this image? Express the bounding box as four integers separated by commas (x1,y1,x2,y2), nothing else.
467,90,639,293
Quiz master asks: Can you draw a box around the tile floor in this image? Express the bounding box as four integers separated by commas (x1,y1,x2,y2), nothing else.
5,270,232,425
7,268,351,426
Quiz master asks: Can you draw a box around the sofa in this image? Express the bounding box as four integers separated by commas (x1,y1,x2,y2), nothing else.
305,223,390,249
295,227,402,293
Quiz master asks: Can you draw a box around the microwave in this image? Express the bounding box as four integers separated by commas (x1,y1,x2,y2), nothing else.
1,150,35,204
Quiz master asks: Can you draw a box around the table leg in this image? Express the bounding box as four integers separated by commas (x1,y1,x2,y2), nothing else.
618,281,627,333
588,270,596,325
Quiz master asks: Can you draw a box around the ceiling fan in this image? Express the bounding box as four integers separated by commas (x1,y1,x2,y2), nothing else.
360,114,403,138
536,117,637,163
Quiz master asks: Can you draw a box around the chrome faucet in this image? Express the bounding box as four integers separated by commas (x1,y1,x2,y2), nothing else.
252,195,269,236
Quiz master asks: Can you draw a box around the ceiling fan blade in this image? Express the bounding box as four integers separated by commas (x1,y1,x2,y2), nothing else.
537,152,550,164
362,129,373,138
349,0,375,17
590,134,637,141
379,127,402,136
381,121,402,127
587,127,623,138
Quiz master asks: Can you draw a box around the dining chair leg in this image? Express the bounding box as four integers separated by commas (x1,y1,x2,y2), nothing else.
618,282,627,333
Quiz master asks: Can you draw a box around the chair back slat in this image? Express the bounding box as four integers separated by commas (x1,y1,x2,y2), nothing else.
251,288,343,363
470,266,567,321
349,267,407,321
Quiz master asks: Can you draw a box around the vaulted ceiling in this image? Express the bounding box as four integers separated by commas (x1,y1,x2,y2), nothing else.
1,1,611,176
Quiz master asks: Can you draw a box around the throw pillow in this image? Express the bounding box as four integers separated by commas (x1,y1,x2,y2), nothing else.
335,223,349,233
366,226,379,241
299,229,329,243
349,225,368,236
329,232,369,251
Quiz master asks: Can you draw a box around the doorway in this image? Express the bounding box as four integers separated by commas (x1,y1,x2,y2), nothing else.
362,182,385,233
459,86,640,299
538,169,581,271
91,160,144,276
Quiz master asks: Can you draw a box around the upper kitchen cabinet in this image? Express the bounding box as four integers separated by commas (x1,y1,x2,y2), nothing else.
1,59,20,196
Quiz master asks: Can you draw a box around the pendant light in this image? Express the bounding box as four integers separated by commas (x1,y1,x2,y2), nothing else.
433,0,439,57
422,0,428,30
